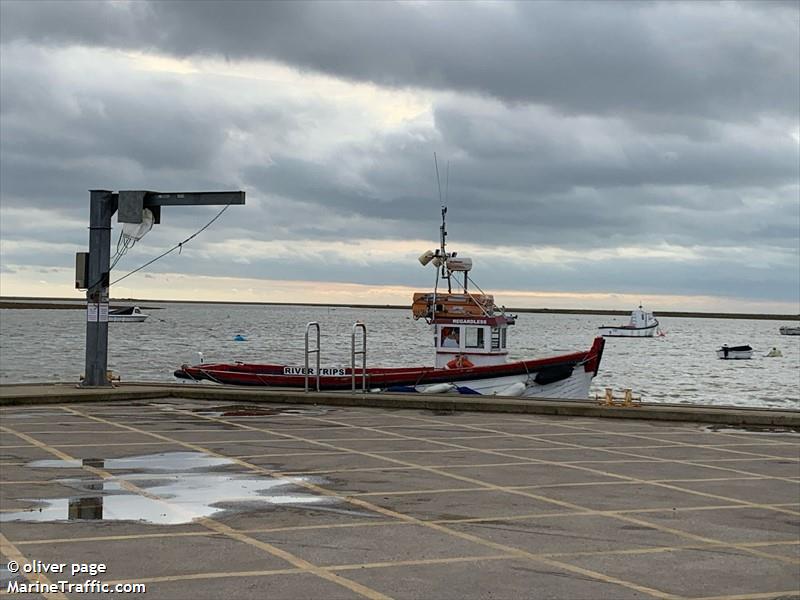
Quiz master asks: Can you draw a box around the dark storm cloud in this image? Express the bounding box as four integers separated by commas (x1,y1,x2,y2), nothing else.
1,0,797,119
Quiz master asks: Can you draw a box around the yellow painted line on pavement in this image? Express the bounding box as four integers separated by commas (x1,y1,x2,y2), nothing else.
300,412,800,564
61,405,684,600
0,424,392,600
0,532,68,600
105,567,302,585
396,413,800,516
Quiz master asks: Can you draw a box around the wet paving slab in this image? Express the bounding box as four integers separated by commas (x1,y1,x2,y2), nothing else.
558,547,799,599
145,572,365,600
702,458,800,478
341,558,648,600
1,399,798,599
251,522,502,567
671,477,800,505
365,488,580,522
39,442,189,460
447,513,696,555
529,481,753,512
445,463,622,487
624,506,800,544
573,458,755,481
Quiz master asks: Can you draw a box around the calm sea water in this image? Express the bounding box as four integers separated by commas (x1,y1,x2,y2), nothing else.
1,302,798,409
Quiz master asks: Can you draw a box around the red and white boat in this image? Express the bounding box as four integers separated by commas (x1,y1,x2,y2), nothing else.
175,207,605,399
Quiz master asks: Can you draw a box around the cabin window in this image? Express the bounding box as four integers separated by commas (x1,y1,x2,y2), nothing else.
465,327,484,349
501,328,507,349
440,326,460,349
491,327,501,350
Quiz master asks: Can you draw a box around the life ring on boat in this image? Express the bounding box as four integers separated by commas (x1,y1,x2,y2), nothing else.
447,355,475,369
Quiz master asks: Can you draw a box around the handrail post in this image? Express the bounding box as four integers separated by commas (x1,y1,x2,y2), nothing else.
304,322,320,392
351,322,367,393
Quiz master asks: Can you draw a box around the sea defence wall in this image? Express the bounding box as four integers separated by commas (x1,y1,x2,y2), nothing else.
1,382,797,427
1,298,799,320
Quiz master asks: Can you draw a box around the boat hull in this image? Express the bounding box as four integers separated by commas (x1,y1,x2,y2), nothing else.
779,326,800,336
598,324,657,338
175,338,605,400
716,351,752,359
108,315,148,323
716,346,753,360
108,306,148,322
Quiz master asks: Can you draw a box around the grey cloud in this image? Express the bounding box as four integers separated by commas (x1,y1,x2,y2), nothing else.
2,1,797,120
1,1,798,305
70,244,797,304
239,110,798,252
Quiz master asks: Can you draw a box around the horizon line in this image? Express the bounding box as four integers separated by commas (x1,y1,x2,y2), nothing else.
1,295,798,321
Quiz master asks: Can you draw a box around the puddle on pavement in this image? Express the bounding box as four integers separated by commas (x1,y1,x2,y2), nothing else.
190,405,331,418
702,424,800,436
2,451,364,525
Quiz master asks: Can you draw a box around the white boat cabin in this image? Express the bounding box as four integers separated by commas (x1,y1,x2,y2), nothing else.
627,306,657,329
432,316,513,368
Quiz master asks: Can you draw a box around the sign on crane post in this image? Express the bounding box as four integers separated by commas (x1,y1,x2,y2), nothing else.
78,189,245,387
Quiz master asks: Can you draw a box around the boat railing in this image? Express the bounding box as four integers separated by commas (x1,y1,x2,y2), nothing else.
304,322,321,392
463,273,495,318
351,322,367,393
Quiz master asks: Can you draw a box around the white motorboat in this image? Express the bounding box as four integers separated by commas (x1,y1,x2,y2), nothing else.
598,305,659,337
779,325,800,336
716,344,752,360
108,306,148,323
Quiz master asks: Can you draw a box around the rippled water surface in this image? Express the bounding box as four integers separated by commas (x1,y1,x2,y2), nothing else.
1,303,798,409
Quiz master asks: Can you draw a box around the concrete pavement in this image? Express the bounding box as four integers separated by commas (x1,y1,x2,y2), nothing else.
1,397,798,599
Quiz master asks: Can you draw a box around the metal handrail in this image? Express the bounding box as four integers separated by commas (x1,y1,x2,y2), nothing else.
351,321,367,393
304,322,320,392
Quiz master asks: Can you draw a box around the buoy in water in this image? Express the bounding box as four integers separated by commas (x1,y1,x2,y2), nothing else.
233,334,247,342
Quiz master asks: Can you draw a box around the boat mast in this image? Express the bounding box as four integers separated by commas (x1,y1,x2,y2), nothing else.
434,153,452,294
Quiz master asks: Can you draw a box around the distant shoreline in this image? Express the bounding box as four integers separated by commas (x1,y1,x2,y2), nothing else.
1,297,797,321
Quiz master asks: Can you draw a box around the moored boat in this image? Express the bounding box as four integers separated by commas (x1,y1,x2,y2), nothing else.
779,325,800,336
175,204,605,399
108,306,148,323
716,344,753,360
598,305,659,337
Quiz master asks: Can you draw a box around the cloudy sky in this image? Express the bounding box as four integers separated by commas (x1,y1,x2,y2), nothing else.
1,0,798,312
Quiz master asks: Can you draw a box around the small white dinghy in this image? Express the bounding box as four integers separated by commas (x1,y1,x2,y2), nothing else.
716,344,752,360
108,306,148,323
779,326,800,336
